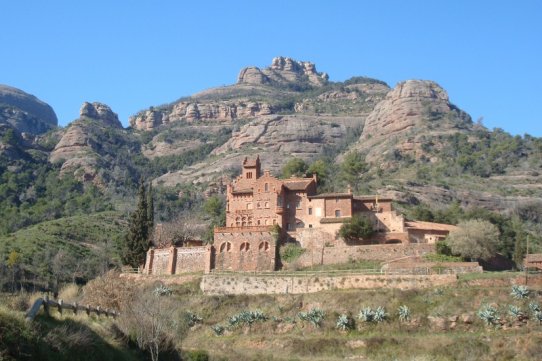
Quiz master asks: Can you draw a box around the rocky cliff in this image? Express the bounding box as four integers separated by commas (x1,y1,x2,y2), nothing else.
357,80,472,163
0,84,58,134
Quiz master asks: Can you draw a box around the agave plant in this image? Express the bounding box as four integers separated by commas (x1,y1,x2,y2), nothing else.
152,284,173,296
398,305,411,322
533,311,542,324
229,310,268,327
336,314,354,331
298,308,325,328
211,324,225,336
510,285,530,299
373,306,387,323
184,311,203,327
477,305,500,327
508,305,525,320
529,302,541,314
358,307,374,323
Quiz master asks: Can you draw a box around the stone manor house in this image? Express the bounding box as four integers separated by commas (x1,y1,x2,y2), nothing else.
144,156,457,275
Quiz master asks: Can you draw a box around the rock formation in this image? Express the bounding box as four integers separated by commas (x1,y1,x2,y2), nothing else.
80,102,122,128
129,101,273,130
358,80,471,162
0,84,58,134
238,56,329,87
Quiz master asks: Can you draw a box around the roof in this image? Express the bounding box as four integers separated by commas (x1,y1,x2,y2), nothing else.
309,192,352,199
283,178,314,191
243,155,260,167
405,221,458,232
525,254,542,263
354,195,393,202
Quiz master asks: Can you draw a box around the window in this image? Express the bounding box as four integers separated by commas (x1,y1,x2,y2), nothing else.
264,183,269,192
296,200,301,209
278,197,283,207
219,242,232,253
259,241,270,251
240,242,250,252
257,202,261,209
309,224,313,228
308,207,312,215
257,220,261,225
335,209,341,217
265,202,269,209
247,172,252,179
247,203,253,210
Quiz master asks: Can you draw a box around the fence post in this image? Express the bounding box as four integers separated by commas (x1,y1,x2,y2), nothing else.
73,302,78,315
44,295,50,316
58,299,63,315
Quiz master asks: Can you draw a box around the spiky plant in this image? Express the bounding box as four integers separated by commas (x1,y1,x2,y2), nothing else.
510,285,530,299
298,308,325,328
508,305,525,320
358,307,374,323
184,311,203,327
533,311,542,324
398,305,411,322
477,305,500,327
211,324,225,336
152,284,172,296
336,314,354,331
529,302,541,314
373,306,387,323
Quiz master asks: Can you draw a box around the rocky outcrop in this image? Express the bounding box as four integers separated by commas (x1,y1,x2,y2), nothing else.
238,56,329,87
80,102,122,128
0,84,58,134
357,80,471,162
129,101,273,130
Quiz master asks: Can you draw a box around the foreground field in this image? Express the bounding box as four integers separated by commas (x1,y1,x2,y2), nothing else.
3,272,542,361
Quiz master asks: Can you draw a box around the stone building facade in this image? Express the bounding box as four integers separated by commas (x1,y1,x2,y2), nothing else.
144,156,457,274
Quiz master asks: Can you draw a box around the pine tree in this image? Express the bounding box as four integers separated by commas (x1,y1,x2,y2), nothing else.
122,181,150,268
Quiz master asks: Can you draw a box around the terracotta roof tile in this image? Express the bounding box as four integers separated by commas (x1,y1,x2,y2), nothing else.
309,192,352,199
405,221,458,232
283,178,314,191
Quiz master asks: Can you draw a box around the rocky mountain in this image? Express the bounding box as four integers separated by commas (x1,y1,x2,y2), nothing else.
0,84,57,135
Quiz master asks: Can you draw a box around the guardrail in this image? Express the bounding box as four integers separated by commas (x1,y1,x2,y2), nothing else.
25,296,119,322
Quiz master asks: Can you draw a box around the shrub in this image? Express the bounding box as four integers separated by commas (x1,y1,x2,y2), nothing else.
336,314,354,331
398,305,411,322
338,214,374,242
477,305,500,327
373,307,387,323
211,324,225,336
228,310,268,328
533,311,542,325
358,306,387,323
298,308,325,328
510,285,530,299
280,243,305,263
529,302,541,314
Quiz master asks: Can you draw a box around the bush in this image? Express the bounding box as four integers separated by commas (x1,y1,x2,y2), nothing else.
228,310,268,328
508,305,525,320
184,311,203,327
211,324,225,336
358,306,387,323
152,284,173,297
280,243,305,263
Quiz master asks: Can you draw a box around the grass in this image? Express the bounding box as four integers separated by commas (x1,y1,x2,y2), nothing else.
300,259,381,272
158,273,542,360
0,304,143,361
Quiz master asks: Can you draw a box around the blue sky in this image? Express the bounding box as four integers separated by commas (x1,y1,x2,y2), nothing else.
1,0,541,136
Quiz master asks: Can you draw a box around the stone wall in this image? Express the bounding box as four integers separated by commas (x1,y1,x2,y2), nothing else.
201,273,457,295
145,246,206,275
293,242,435,268
383,261,483,274
212,228,276,271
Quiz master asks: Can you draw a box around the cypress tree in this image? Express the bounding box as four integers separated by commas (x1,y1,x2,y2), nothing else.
122,181,149,268
147,182,154,234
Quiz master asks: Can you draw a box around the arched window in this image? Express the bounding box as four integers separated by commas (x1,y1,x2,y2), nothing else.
264,219,269,225
240,242,250,252
265,202,269,209
257,202,261,209
257,220,261,225
219,242,232,253
264,183,269,192
258,241,270,252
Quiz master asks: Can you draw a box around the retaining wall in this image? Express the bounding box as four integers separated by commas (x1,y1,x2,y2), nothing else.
200,273,457,295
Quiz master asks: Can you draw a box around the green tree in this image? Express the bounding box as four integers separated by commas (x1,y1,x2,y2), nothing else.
282,158,307,178
339,214,374,243
122,181,150,268
306,159,329,186
202,196,226,243
340,151,367,190
147,183,155,233
446,219,500,261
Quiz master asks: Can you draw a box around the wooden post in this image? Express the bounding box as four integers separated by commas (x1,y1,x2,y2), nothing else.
58,299,63,315
73,302,78,315
44,295,50,316
86,305,91,316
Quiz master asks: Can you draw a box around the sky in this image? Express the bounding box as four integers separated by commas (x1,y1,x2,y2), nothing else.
1,0,541,136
